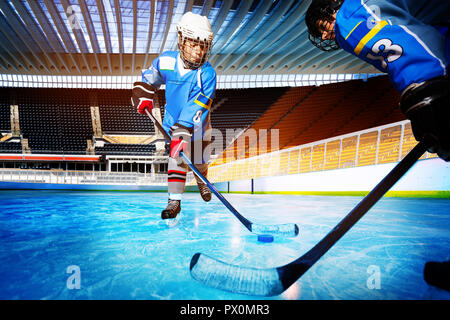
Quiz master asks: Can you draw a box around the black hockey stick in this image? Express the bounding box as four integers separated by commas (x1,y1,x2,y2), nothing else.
190,139,429,296
145,109,299,237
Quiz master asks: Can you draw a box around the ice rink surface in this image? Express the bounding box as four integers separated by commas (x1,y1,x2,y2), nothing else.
0,190,449,300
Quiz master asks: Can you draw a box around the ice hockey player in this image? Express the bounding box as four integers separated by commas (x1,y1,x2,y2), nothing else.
306,0,450,292
305,0,450,162
132,12,216,219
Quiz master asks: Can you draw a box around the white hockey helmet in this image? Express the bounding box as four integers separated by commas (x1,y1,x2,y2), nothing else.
176,12,213,69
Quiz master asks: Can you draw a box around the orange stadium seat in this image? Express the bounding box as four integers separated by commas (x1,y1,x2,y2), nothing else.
357,131,378,167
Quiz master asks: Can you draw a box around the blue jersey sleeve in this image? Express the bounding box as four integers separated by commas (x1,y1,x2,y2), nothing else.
141,57,165,89
176,65,216,132
334,0,447,91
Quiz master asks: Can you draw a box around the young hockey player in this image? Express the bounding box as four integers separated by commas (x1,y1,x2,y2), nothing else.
305,0,450,162
132,12,216,219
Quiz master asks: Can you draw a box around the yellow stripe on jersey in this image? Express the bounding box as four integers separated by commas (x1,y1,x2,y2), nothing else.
194,92,213,110
345,21,363,40
354,20,388,55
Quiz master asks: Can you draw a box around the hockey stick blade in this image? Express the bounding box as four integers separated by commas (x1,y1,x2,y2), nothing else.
251,223,299,237
145,109,299,237
190,140,428,296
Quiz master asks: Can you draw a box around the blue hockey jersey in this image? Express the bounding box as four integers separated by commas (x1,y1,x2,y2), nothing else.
142,51,217,140
334,0,448,91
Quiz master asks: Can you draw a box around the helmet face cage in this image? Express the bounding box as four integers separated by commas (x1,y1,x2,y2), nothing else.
305,0,343,52
177,32,212,69
308,33,340,52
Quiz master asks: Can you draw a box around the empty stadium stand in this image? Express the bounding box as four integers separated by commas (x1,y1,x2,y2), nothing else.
97,89,155,134
216,76,406,164
209,87,289,154
0,88,10,132
0,77,409,170
16,88,93,154
0,141,22,153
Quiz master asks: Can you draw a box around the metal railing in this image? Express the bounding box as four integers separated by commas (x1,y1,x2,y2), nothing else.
188,120,437,184
0,169,167,186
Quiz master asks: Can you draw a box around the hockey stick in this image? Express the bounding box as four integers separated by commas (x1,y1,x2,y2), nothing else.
145,109,299,237
190,139,429,296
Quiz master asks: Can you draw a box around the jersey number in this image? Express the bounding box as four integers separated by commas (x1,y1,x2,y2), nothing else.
366,39,403,69
193,110,202,123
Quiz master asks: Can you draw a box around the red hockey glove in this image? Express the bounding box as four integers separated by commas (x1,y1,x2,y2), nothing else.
170,138,188,158
137,98,153,115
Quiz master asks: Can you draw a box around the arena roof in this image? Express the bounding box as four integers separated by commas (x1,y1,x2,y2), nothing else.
0,0,378,79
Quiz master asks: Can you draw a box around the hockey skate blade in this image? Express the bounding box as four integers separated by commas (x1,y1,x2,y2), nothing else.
190,253,284,296
165,214,180,228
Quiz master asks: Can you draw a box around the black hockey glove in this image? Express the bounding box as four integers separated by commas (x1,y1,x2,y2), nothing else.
132,81,156,115
400,77,450,161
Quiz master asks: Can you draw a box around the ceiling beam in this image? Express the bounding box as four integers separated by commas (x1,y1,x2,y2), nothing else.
131,0,137,72
114,0,124,73
331,54,360,70
234,0,311,71
344,59,368,72
312,51,349,70
96,0,113,74
254,26,308,71
210,0,253,56
185,0,194,12
259,33,310,72
220,0,295,71
0,1,51,73
0,56,9,72
43,0,82,73
159,0,175,55
286,47,331,71
25,0,71,72
143,0,156,69
10,0,61,73
358,62,378,73
0,15,38,72
210,0,234,36
275,45,317,72
78,0,102,74
0,42,21,72
212,0,272,67
170,0,194,51
201,0,214,17
61,0,91,73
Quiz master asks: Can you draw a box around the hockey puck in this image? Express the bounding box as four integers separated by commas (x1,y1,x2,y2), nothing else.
257,234,274,243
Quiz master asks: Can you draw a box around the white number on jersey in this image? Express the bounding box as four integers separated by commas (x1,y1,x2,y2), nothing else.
193,110,202,123
366,38,403,69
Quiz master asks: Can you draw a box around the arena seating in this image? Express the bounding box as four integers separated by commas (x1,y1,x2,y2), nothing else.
0,141,22,153
0,78,407,162
16,88,93,154
0,88,10,132
216,76,405,164
97,89,155,134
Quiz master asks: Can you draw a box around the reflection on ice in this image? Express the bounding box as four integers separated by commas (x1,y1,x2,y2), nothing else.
0,191,449,300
